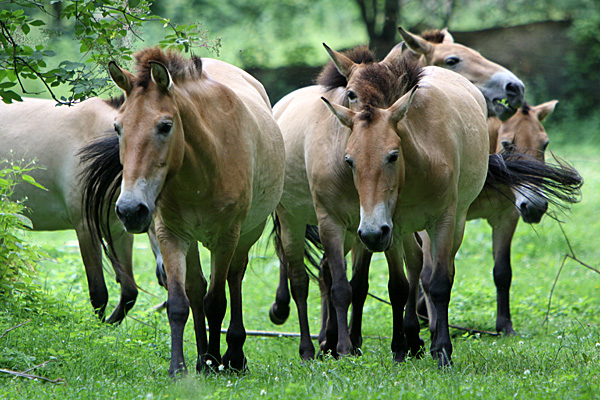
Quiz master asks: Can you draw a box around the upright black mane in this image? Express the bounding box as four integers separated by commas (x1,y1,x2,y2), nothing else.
104,94,125,109
420,29,446,44
132,47,203,89
316,46,376,91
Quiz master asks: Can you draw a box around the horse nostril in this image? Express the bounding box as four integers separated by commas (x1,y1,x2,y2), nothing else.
381,224,391,240
505,81,525,107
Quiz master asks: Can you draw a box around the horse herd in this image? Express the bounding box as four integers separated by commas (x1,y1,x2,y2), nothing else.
0,27,582,376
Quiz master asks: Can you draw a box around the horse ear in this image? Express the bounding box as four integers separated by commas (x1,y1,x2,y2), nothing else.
150,61,174,94
323,43,356,78
321,97,355,129
440,28,455,43
388,85,418,125
382,42,405,65
108,61,134,94
532,100,558,122
397,26,433,55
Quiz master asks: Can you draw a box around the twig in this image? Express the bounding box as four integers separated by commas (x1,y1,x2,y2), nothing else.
0,368,65,384
0,319,32,341
23,359,55,374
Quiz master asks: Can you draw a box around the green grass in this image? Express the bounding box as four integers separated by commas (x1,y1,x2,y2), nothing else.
1,141,599,399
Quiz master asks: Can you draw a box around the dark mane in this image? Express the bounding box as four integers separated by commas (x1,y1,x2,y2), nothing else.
357,57,422,108
316,46,376,91
132,47,203,89
520,102,531,115
104,94,125,109
420,29,446,44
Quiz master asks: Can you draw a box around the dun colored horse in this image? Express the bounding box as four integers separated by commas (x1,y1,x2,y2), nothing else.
0,97,162,324
82,48,285,376
272,43,491,365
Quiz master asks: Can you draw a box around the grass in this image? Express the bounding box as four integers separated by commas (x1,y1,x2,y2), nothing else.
1,140,599,399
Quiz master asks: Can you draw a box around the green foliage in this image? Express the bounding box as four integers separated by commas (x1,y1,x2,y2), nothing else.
0,0,220,105
0,160,46,303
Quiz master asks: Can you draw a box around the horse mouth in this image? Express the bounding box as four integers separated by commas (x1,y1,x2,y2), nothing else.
492,99,518,122
121,218,151,234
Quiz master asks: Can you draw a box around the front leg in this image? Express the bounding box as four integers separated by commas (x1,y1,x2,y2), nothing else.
317,217,353,357
384,239,410,363
156,223,192,377
402,233,425,358
349,242,373,351
488,211,519,335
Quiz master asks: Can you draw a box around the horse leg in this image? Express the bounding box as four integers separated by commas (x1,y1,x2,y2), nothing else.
203,226,242,369
184,243,208,375
278,207,315,360
488,211,519,335
223,224,264,371
75,226,108,321
384,240,410,363
318,256,338,357
418,232,437,337
317,256,329,348
269,244,291,325
105,230,138,324
402,234,425,358
428,213,465,367
148,222,166,289
348,243,372,352
157,227,192,377
317,218,353,356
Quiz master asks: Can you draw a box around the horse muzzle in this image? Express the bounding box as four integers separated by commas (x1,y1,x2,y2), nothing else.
483,72,525,121
358,224,393,253
115,196,153,234
517,196,548,224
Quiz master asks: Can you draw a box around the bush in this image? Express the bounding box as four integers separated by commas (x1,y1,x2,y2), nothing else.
0,160,46,302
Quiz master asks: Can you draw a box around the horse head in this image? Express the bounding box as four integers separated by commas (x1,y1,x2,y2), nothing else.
497,100,558,223
107,51,189,233
322,87,418,252
397,26,525,121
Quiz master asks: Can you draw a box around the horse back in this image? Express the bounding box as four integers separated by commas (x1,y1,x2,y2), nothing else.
0,98,117,230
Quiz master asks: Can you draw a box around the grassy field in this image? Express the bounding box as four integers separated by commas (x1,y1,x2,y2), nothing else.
1,142,599,399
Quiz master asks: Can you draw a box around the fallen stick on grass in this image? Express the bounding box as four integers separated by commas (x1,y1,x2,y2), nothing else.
0,319,32,341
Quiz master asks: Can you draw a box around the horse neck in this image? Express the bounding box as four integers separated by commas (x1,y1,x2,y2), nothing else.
487,116,502,154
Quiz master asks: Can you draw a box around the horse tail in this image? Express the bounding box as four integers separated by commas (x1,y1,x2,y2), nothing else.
485,151,583,209
78,134,123,265
271,212,323,280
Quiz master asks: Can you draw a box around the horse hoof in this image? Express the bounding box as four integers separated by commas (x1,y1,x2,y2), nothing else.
269,302,289,325
409,338,425,359
222,353,248,373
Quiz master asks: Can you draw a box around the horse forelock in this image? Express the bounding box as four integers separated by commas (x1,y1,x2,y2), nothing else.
356,58,423,108
316,45,376,91
420,29,445,44
132,47,202,89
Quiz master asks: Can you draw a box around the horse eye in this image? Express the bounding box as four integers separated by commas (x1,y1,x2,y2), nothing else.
113,122,122,136
501,140,515,152
157,121,173,135
347,90,358,103
344,155,354,168
387,151,399,163
445,56,460,67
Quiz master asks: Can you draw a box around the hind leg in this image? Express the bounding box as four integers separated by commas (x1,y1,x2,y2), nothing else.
106,230,138,324
75,226,109,321
183,243,208,374
269,235,291,325
402,234,425,358
488,211,519,335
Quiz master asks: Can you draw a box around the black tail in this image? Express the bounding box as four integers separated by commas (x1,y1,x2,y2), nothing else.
271,212,323,280
485,151,583,209
78,134,124,264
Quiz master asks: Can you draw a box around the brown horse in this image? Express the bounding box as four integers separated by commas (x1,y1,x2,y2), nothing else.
269,27,527,363
0,97,165,324
272,39,493,365
82,48,285,376
397,27,525,121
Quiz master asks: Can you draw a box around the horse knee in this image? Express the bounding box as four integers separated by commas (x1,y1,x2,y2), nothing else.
167,295,190,325
429,275,451,306
331,280,352,309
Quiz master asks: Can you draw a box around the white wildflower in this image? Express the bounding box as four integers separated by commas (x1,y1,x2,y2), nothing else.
524,370,530,375
260,389,267,396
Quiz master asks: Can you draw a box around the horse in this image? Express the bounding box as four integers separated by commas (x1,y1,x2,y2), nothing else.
422,100,579,335
269,27,527,363
396,27,525,122
0,97,163,324
271,39,498,365
81,47,285,376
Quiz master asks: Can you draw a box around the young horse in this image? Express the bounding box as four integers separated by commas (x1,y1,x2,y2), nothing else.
82,48,285,376
0,97,163,324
